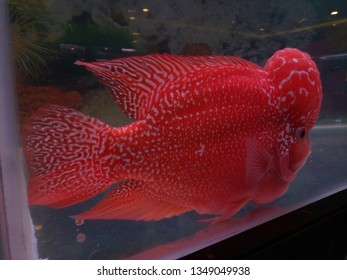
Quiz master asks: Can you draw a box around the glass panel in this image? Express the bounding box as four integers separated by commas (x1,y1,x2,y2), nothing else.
4,0,347,259
0,164,4,260
0,0,37,260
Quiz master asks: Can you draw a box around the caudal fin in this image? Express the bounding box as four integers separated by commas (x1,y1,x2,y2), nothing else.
23,105,114,208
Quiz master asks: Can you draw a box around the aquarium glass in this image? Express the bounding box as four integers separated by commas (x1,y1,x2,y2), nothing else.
1,0,347,259
0,165,2,260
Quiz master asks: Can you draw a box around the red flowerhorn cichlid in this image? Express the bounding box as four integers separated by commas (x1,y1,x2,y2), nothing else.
23,48,322,223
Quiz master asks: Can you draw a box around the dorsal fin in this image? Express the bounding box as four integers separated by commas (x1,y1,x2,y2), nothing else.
76,54,260,120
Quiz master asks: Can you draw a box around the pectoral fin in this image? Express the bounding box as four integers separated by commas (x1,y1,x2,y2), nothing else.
245,138,290,204
245,138,277,188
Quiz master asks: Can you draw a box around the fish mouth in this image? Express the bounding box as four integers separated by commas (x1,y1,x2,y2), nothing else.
279,158,302,182
278,145,310,182
280,167,297,182
280,158,308,182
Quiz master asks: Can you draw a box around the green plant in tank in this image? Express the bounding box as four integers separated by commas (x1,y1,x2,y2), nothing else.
9,0,57,81
60,21,137,58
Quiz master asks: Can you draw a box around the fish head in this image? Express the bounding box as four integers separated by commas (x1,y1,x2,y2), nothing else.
266,48,322,174
249,128,313,205
252,48,322,204
277,125,312,183
249,127,312,205
264,48,322,130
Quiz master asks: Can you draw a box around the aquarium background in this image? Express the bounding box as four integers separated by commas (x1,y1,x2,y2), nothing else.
2,0,347,259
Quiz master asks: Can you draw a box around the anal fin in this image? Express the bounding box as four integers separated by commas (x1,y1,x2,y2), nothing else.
75,180,191,221
199,198,249,224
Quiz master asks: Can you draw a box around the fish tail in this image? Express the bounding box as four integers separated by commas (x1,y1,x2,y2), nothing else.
23,105,117,208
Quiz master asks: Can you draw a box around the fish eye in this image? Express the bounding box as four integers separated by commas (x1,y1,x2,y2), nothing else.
295,127,306,140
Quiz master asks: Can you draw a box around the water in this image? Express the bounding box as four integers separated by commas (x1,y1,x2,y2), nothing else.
1,0,347,259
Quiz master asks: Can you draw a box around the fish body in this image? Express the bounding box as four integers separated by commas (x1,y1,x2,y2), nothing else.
23,48,322,222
